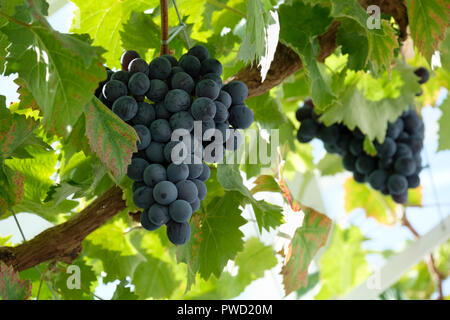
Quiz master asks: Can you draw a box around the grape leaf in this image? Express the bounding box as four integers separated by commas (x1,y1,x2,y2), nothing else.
1,4,106,137
280,206,331,295
438,96,450,151
250,175,283,195
84,97,138,180
0,262,32,300
316,153,344,176
217,164,284,232
316,225,370,299
343,178,398,225
320,63,421,143
71,0,157,68
111,280,138,300
0,165,24,216
406,0,450,61
120,11,160,59
278,1,335,110
336,19,369,71
366,20,398,73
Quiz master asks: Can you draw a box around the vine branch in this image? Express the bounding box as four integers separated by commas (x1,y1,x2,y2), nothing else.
160,0,170,55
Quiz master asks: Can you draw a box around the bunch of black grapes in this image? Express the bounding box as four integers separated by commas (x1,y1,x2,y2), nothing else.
295,67,430,205
94,46,253,245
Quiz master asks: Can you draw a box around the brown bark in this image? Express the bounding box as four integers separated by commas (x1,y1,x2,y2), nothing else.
0,186,126,271
0,1,410,272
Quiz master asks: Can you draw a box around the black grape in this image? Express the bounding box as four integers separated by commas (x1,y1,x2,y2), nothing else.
196,79,220,100
187,162,204,179
171,72,195,94
145,142,166,163
140,210,161,231
164,89,191,113
394,157,417,176
214,101,229,123
111,70,130,84
166,220,191,245
146,79,168,102
169,111,194,132
133,124,151,150
408,138,423,154
121,50,140,71
155,102,171,119
176,180,199,203
171,66,184,76
128,72,150,96
349,138,363,156
191,178,207,200
297,119,319,143
201,119,216,135
148,56,172,80
167,163,189,183
103,80,128,102
375,137,397,158
150,119,172,143
353,128,365,140
229,105,254,129
216,122,230,143
403,112,422,134
180,55,201,78
197,163,210,182
143,164,167,187
169,200,193,223
368,169,388,190
200,58,222,76
216,90,232,109
414,67,430,84
318,124,340,145
153,181,178,205
387,174,408,195
132,181,146,192
188,45,210,62
190,198,201,212
353,172,367,183
392,192,408,204
223,81,248,105
202,73,223,87
191,97,217,121
127,158,149,181
129,58,149,76
407,174,420,188
355,155,377,174
161,54,178,67
395,143,413,159
132,102,156,126
296,106,313,122
148,204,170,225
112,96,138,121
133,186,154,210
343,153,356,172
386,118,404,140
164,141,184,163
378,157,394,170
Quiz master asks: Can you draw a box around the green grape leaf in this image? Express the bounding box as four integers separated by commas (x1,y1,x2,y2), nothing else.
281,206,331,295
331,0,378,31
316,153,344,176
316,225,370,299
0,165,24,216
278,1,335,110
336,19,369,71
438,96,450,151
120,11,160,59
111,280,138,300
71,0,157,68
366,20,398,73
0,262,32,300
406,0,450,61
344,178,397,225
250,175,283,195
84,97,138,180
320,63,421,143
1,5,106,137
217,165,284,232
54,257,98,300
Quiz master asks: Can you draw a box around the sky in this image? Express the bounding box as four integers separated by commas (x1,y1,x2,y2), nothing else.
0,2,448,300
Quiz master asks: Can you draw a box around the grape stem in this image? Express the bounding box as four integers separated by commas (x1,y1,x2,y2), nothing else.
160,0,170,55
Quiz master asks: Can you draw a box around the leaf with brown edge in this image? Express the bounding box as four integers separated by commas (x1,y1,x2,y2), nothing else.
84,97,138,181
280,206,331,296
250,175,283,195
344,178,398,225
0,262,32,300
0,166,25,215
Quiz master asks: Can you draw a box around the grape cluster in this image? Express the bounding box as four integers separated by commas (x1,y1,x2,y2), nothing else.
295,67,429,204
94,46,253,245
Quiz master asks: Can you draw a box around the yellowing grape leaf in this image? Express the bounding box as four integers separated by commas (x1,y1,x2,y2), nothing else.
250,175,283,195
344,178,398,225
0,262,31,300
281,206,331,295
